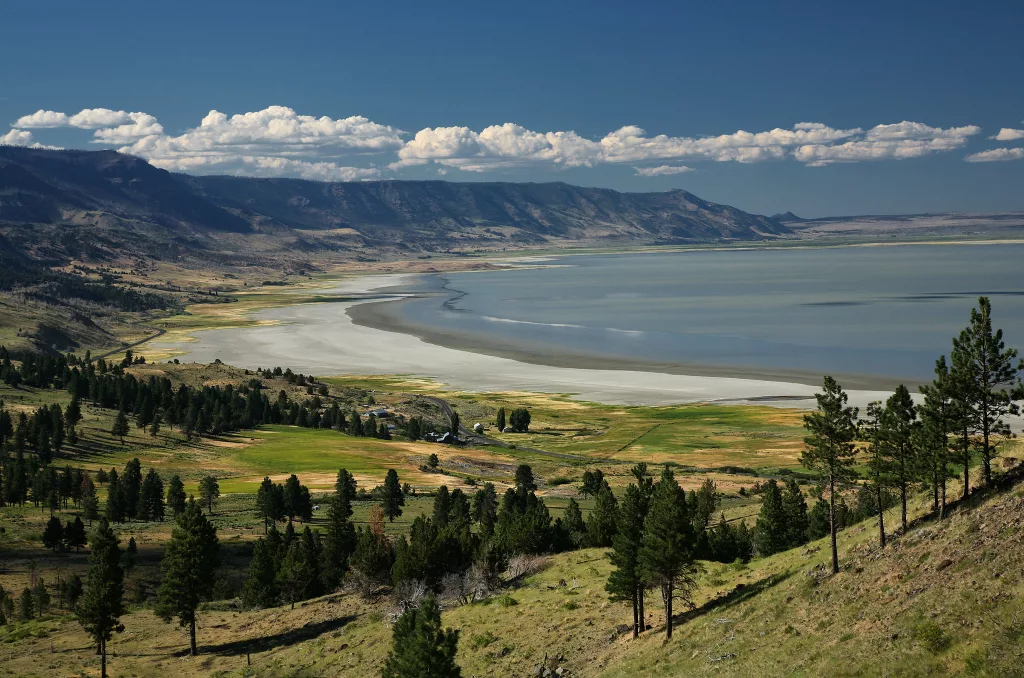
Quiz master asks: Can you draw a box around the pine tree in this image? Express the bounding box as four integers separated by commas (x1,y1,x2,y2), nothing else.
64,516,87,551
606,483,647,637
381,469,405,522
198,475,220,514
323,478,357,589
77,520,125,678
256,476,283,533
82,474,99,524
708,514,738,563
563,498,588,548
753,479,787,556
32,578,51,615
121,459,142,521
587,483,619,548
166,475,187,517
862,401,891,548
917,356,958,518
241,538,279,609
880,384,917,532
801,376,858,574
284,474,302,522
19,588,33,620
276,541,309,609
110,410,129,445
637,465,697,640
139,469,165,521
734,520,754,562
472,483,499,537
156,499,221,656
43,515,64,551
449,409,460,436
780,478,810,550
432,485,451,528
952,297,1021,488
514,464,536,491
495,407,506,432
381,596,461,678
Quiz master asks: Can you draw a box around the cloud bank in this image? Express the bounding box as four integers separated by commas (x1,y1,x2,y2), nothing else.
1,105,1000,179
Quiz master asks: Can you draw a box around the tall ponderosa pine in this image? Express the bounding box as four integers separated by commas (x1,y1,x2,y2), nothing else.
156,499,221,656
950,345,978,500
801,376,858,574
880,385,917,532
76,520,124,678
606,483,647,638
917,356,958,518
637,465,697,640
381,469,405,522
381,596,461,678
951,296,1021,488
323,469,357,588
862,401,891,548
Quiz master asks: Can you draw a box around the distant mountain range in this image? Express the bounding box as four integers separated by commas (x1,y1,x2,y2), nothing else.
0,146,788,266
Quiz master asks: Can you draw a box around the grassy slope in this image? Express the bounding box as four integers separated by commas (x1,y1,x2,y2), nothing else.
2,481,1021,677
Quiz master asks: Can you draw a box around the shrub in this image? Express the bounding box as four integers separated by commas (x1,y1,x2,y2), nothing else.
912,619,951,654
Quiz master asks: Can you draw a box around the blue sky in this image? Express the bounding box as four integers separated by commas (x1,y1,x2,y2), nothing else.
2,0,1022,217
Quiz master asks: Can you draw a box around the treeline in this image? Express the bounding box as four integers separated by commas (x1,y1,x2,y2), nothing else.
0,264,169,312
800,296,1022,575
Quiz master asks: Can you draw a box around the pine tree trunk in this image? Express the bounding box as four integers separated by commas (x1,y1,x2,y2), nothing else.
664,583,673,639
983,422,991,487
631,591,639,638
939,479,946,520
829,476,839,574
932,474,939,513
638,586,645,633
190,619,197,656
962,426,970,500
900,483,907,532
875,482,886,549
101,638,107,678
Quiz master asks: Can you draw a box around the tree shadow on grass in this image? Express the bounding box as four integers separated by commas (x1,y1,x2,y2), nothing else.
673,569,797,627
195,614,359,657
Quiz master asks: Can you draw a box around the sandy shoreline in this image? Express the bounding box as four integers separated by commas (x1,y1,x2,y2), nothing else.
151,273,897,410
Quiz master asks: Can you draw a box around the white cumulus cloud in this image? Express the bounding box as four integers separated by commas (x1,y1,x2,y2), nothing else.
965,148,1024,162
115,106,401,180
3,104,989,180
634,165,694,176
993,128,1024,141
14,110,69,128
68,108,133,129
92,112,164,143
1,128,34,145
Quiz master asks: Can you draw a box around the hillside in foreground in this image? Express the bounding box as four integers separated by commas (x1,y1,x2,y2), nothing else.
2,468,1021,677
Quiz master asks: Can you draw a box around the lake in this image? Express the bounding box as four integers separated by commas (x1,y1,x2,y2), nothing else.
373,243,1024,385
156,243,1024,406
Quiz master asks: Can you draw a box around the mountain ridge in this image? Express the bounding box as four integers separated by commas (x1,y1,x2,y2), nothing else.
0,146,788,265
